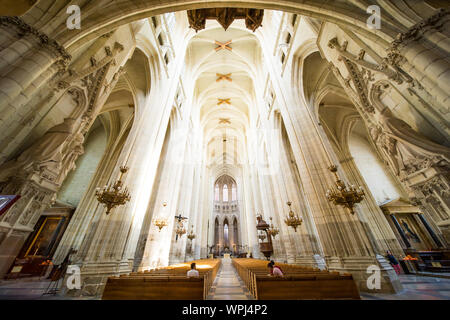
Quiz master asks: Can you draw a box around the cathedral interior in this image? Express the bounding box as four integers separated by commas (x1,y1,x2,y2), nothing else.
0,0,449,301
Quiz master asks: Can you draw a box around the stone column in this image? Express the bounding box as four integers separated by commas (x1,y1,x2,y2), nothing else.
0,17,71,122
218,220,224,253
277,114,321,265
256,170,287,262
417,213,444,248
170,151,195,264
241,164,259,258
267,121,301,263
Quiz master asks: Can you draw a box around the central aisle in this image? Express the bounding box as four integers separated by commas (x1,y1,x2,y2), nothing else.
207,258,254,300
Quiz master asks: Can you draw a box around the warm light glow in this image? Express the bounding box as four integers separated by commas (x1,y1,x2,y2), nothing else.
171,263,190,268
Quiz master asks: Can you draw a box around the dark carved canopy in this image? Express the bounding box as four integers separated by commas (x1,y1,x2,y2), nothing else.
187,8,264,32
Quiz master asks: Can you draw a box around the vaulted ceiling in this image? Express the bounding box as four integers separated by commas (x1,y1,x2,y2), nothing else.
185,20,262,170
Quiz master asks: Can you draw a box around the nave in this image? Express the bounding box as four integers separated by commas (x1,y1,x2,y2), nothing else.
0,1,449,300
206,258,253,300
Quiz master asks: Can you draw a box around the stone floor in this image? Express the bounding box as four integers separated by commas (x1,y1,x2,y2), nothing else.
416,271,450,279
0,264,449,300
206,258,254,300
0,278,93,300
361,274,450,300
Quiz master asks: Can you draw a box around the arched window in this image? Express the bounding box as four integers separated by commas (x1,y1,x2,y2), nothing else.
224,219,229,248
215,184,220,201
223,184,228,202
231,185,237,201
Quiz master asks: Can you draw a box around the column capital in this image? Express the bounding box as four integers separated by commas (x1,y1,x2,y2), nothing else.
0,16,71,63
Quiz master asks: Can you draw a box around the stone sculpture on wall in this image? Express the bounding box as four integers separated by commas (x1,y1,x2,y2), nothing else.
327,36,450,181
0,118,78,183
326,29,450,245
369,108,450,179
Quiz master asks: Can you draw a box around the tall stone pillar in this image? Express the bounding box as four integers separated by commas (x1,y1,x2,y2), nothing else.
241,165,259,259
256,170,287,262
276,114,321,265
272,81,402,292
265,123,300,263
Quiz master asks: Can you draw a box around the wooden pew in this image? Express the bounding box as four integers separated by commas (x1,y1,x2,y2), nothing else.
232,258,360,300
101,258,221,300
254,274,360,300
102,276,205,300
125,270,214,292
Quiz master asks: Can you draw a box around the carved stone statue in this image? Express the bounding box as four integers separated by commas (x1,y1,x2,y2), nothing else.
370,109,450,178
58,130,85,183
0,118,77,182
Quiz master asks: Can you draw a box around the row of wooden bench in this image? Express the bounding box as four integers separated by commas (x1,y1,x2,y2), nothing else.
101,259,221,300
232,258,361,300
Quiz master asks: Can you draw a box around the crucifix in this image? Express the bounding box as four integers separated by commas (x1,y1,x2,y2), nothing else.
215,40,232,52
218,98,231,106
175,214,187,221
216,73,232,82
219,118,231,124
174,214,188,241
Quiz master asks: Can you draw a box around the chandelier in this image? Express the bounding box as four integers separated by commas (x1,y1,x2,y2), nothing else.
153,218,168,231
267,217,279,238
325,165,365,214
95,166,131,215
284,201,302,232
153,202,168,231
187,225,196,241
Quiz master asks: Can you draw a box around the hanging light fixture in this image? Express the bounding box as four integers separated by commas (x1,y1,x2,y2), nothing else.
284,201,302,232
153,218,168,231
152,202,168,231
174,213,187,241
95,166,131,215
267,217,279,238
325,165,365,214
187,225,196,241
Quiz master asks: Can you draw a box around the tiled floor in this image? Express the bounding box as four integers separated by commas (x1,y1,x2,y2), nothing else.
0,279,66,300
416,271,450,279
361,274,450,300
206,258,254,300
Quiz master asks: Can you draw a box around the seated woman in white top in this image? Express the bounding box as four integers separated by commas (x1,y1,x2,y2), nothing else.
187,262,200,277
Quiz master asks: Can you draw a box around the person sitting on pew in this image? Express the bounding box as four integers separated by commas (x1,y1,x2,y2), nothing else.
187,263,200,278
267,262,284,277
